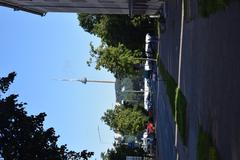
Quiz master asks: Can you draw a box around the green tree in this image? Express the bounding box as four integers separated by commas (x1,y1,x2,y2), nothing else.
101,144,145,160
0,72,93,160
88,43,142,79
101,104,147,135
66,150,94,160
77,13,101,34
100,152,108,160
78,14,156,50
0,72,16,94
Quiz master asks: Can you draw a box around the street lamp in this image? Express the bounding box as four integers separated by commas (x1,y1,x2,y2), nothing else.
121,86,144,93
134,57,157,62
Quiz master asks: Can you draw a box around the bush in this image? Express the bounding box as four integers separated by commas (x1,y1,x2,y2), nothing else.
199,0,229,17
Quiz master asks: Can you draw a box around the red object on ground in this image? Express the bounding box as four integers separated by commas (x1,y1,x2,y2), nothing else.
147,122,155,134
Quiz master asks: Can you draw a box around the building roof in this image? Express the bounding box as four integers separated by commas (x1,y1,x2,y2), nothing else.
0,0,163,16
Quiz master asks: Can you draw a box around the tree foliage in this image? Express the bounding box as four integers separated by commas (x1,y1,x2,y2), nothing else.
101,144,145,160
0,72,93,160
88,43,142,79
66,150,94,160
77,13,101,34
101,104,147,135
78,14,156,50
0,72,16,94
78,14,157,78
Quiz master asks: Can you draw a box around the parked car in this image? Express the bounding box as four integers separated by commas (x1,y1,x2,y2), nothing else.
141,130,155,153
144,59,153,72
144,77,152,111
144,70,152,79
145,33,158,57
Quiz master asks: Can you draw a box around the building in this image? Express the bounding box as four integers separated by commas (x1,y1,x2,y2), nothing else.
0,0,163,16
126,156,142,160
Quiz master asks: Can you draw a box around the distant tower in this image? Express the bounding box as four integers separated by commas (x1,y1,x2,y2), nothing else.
55,77,115,84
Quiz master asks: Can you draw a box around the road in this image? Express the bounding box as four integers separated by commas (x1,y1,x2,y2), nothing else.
155,0,240,159
153,74,176,160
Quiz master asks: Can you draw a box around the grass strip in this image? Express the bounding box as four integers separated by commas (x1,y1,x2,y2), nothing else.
198,0,229,17
175,87,187,144
197,126,218,160
157,58,187,145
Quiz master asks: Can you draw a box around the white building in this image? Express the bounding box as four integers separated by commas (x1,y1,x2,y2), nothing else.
126,156,142,160
0,0,164,16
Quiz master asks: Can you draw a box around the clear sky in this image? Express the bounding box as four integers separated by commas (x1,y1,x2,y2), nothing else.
0,7,115,159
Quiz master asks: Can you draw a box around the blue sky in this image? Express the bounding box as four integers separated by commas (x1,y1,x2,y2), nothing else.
0,7,115,159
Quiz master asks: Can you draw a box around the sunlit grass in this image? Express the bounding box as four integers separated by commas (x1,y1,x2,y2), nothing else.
175,87,187,144
197,126,218,160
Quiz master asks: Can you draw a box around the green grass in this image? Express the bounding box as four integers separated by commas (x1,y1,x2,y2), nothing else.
198,0,229,17
157,58,187,145
175,87,187,145
197,127,218,160
157,59,177,114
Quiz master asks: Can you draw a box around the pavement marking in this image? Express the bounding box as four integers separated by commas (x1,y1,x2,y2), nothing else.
175,0,185,159
177,0,185,87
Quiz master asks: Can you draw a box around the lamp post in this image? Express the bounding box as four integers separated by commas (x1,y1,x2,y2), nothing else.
134,57,157,62
121,86,144,93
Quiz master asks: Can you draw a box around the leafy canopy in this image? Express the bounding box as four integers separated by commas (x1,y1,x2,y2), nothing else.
88,43,142,79
101,104,147,135
78,14,157,50
78,14,157,78
101,144,145,160
0,72,93,160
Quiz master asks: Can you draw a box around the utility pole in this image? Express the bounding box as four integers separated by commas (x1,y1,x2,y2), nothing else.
121,86,144,93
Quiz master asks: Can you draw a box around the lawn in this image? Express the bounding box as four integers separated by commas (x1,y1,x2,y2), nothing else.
197,126,218,160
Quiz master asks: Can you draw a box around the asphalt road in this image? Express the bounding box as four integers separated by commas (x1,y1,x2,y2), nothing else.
153,74,176,160
155,0,240,159
154,0,182,159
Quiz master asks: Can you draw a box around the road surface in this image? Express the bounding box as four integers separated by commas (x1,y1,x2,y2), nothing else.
155,0,240,159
